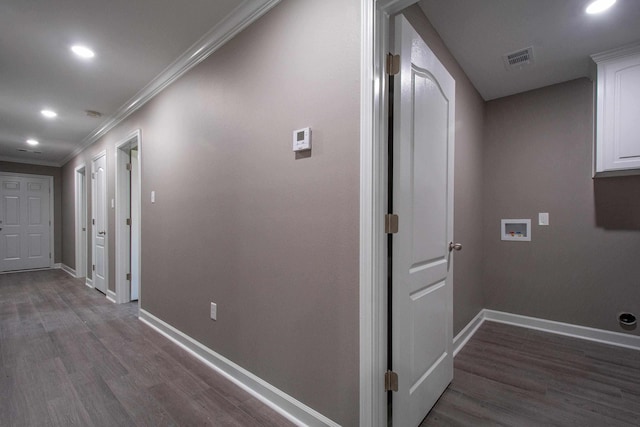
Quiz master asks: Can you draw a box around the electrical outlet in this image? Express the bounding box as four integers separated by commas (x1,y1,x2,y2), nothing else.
210,302,217,321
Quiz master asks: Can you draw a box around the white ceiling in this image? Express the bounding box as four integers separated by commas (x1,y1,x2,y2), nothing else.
0,0,276,166
4,1,640,167
419,0,640,100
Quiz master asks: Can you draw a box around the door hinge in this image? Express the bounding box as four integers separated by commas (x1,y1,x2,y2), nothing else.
92,173,96,179
92,264,95,271
92,218,95,225
385,370,399,392
49,253,52,259
386,53,400,76
126,218,131,226
385,214,399,234
126,273,131,281
126,163,132,171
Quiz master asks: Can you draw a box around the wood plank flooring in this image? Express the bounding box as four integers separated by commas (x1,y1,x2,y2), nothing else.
0,269,295,427
421,320,640,426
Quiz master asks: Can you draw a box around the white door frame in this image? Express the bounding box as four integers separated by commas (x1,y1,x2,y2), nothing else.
359,1,420,425
91,150,108,295
115,129,142,304
74,165,88,278
0,172,55,273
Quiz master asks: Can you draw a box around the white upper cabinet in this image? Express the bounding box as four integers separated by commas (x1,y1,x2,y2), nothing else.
592,44,640,177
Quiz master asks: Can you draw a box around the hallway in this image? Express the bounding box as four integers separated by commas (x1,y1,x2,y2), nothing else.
0,269,294,426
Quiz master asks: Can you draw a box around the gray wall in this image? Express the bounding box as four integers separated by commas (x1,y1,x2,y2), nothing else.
404,6,486,335
61,0,360,424
483,78,640,334
0,161,62,264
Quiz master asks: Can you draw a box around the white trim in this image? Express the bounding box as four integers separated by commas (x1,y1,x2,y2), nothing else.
60,264,77,278
0,172,55,272
85,278,94,288
59,0,281,167
115,130,141,304
591,41,640,63
359,1,383,427
0,267,55,275
139,309,339,427
452,310,485,356
452,309,640,357
483,309,640,351
74,164,88,279
106,289,117,303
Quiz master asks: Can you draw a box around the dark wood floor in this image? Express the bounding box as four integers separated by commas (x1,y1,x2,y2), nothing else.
0,269,295,427
6,270,640,426
422,320,640,426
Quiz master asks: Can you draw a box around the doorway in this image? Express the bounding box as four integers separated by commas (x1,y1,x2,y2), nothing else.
91,151,108,294
116,130,141,304
359,1,461,425
388,15,456,426
0,173,54,272
75,165,88,278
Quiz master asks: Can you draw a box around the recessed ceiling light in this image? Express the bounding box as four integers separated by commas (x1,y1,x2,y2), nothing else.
71,45,95,59
26,139,39,146
586,0,616,14
41,109,57,118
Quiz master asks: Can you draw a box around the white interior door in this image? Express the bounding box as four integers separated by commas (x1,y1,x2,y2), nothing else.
130,149,140,300
92,153,108,293
0,174,51,272
391,15,456,427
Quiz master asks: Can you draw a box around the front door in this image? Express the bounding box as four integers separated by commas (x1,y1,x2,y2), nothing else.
391,15,456,426
92,153,107,294
0,174,51,272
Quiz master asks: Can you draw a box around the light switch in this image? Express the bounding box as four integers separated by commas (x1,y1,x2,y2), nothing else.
538,212,549,226
210,302,217,320
151,191,155,203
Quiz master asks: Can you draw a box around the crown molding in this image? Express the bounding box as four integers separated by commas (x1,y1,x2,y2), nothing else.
591,40,640,63
60,0,281,167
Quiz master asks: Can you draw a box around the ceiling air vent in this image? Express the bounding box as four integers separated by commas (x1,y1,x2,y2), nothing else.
16,148,41,154
503,46,535,71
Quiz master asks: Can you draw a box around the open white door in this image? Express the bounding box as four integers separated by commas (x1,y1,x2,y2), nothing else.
0,174,52,272
92,153,108,294
130,149,140,300
391,15,456,426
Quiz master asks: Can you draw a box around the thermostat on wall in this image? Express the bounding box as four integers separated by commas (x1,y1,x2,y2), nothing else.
292,127,311,152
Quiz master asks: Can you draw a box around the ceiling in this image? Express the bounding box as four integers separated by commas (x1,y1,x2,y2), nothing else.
419,0,640,100
3,1,640,167
0,0,276,166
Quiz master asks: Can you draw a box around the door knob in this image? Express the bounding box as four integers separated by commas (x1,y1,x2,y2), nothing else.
449,242,462,252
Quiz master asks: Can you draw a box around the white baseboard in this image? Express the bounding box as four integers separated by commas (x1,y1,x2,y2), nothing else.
0,267,51,275
85,278,94,288
453,310,485,356
53,263,62,269
454,309,640,356
106,289,117,303
483,309,640,351
138,309,339,427
60,264,77,278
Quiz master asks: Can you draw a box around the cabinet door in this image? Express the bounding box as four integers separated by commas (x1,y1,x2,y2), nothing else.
595,52,640,176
